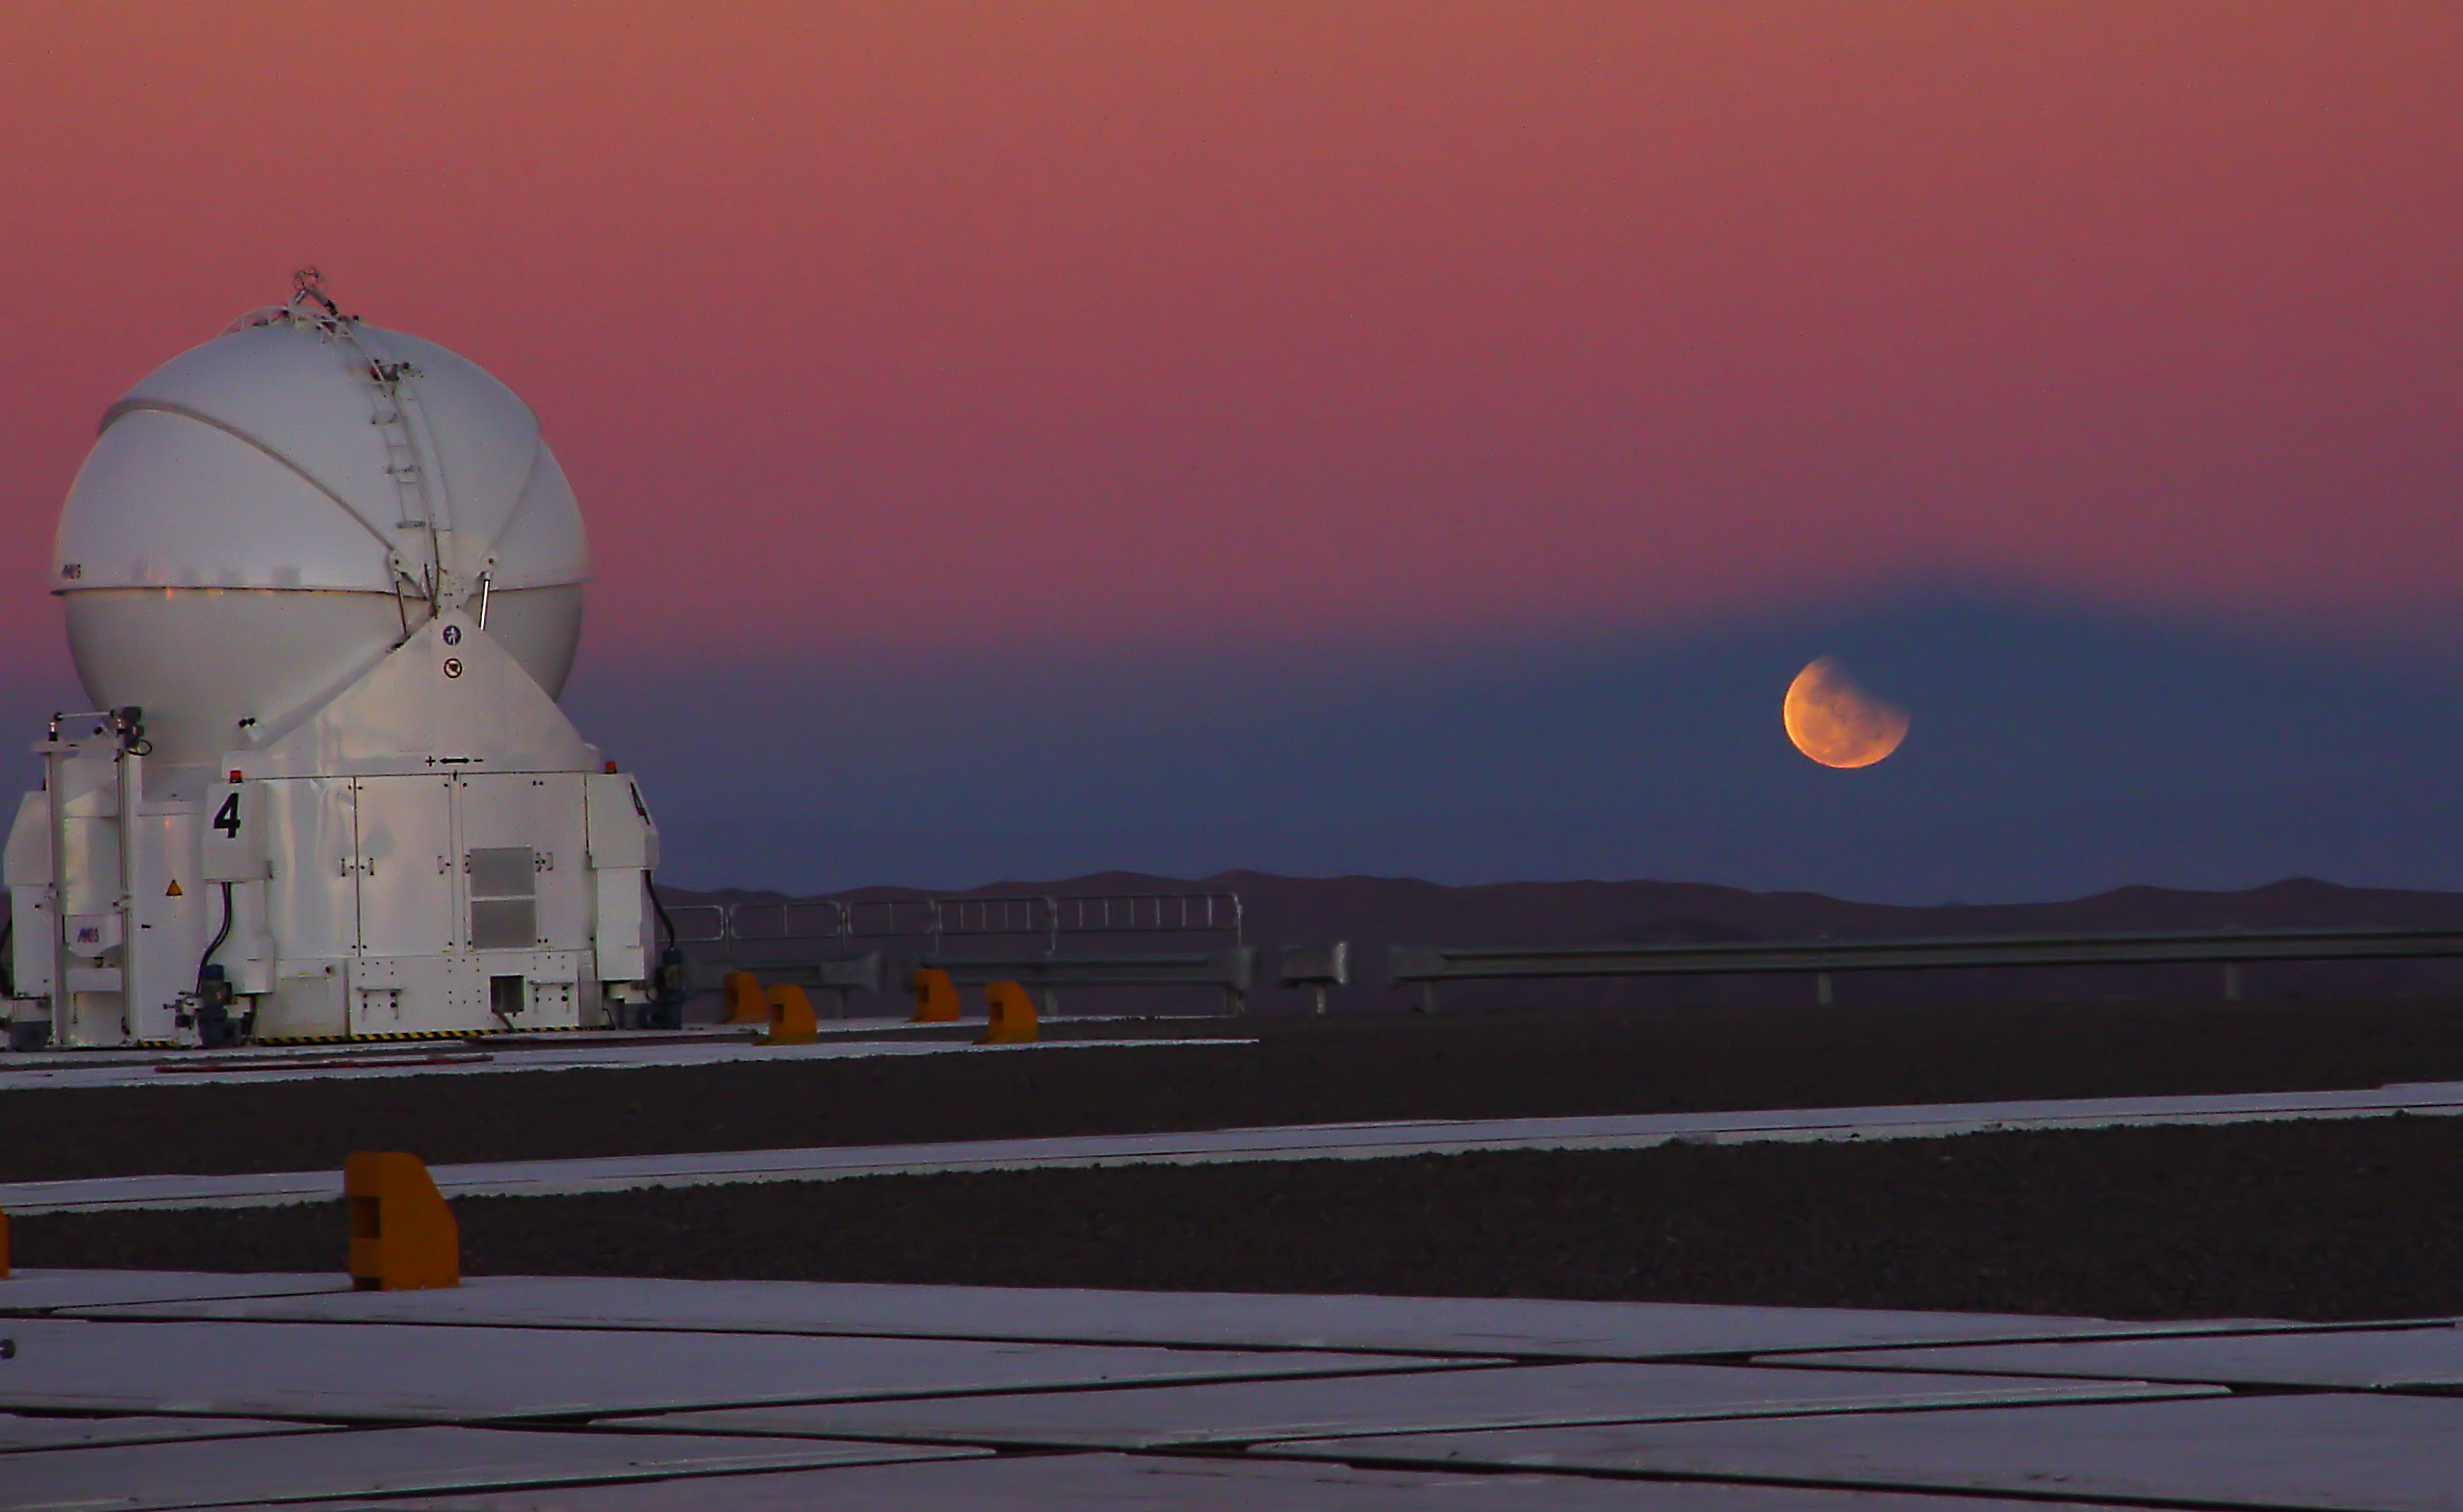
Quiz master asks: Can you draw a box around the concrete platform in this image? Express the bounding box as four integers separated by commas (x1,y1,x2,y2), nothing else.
63,1272,2302,1356
0,1411,319,1453
0,1268,2450,1510
0,1316,1449,1422
605,1360,2216,1449
1276,1394,2463,1511
0,1269,336,1313
270,1452,2119,1511
1763,1320,2463,1389
0,1424,969,1511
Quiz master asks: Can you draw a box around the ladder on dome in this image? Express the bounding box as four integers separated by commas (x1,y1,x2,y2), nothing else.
277,269,450,633
352,345,448,628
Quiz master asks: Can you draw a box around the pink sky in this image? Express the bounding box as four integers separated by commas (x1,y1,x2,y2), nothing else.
3,1,2458,671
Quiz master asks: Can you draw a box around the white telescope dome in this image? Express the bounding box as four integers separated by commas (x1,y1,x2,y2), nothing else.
51,279,589,764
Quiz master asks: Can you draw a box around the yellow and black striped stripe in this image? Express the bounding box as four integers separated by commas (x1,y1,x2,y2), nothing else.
20,1022,608,1050
255,1023,597,1046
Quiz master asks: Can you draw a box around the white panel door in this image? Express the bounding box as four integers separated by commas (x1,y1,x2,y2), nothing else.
260,777,358,961
351,776,457,957
453,773,589,953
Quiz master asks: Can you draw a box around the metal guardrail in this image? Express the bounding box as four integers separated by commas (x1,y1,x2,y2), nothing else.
1278,942,1351,1017
662,903,729,945
937,895,1054,943
919,948,1255,1015
662,891,1244,951
684,953,884,1016
1052,892,1245,939
663,891,1251,1015
724,899,849,943
1387,926,2463,1009
845,897,939,940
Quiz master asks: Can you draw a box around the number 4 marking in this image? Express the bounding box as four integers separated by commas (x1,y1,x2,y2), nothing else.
213,794,241,839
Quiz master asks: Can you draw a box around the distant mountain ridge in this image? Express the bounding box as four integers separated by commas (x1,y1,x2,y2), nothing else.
664,872,2463,1014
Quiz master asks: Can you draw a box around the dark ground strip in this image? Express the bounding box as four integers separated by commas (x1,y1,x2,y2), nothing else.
9,996,2463,1184
21,1116,2463,1322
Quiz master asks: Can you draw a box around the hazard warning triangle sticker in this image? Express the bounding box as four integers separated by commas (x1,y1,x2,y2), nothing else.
165,879,184,897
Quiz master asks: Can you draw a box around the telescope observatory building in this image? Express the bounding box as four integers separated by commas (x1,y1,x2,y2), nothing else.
3,275,664,1048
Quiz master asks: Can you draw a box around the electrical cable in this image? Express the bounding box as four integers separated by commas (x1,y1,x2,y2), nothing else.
647,869,676,951
642,870,683,1032
197,881,234,985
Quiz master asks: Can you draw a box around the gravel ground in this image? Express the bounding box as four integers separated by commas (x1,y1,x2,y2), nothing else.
13,996,2463,1319
19,1114,2462,1321
9,995,2463,1183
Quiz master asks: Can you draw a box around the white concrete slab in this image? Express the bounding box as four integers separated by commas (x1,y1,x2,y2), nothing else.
1270,1393,2463,1511
16,1078,2463,1211
72,1273,2304,1357
605,1360,2219,1449
264,1449,2118,1511
0,1424,971,1511
1762,1321,2463,1389
0,1035,1244,1093
0,1411,322,1454
0,1317,1454,1422
0,1269,342,1314
6,1168,348,1214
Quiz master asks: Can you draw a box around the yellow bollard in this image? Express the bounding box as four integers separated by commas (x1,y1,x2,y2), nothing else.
721,970,770,1024
978,980,1038,1045
345,1152,459,1292
759,983,819,1046
910,967,958,1022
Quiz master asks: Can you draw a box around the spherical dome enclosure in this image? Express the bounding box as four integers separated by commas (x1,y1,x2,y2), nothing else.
52,304,590,764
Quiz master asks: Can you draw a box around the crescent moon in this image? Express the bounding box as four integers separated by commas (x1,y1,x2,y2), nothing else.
1784,657,1908,769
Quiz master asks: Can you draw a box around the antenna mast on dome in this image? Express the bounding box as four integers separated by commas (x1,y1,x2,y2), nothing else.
229,267,355,335
290,265,344,317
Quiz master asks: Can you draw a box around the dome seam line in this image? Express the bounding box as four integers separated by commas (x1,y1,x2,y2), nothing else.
97,400,399,557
